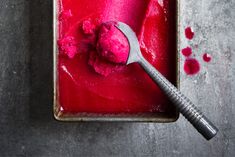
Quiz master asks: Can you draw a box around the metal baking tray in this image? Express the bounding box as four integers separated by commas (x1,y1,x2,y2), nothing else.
53,0,180,122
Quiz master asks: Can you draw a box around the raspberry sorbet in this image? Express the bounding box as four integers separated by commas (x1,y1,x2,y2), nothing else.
57,0,177,114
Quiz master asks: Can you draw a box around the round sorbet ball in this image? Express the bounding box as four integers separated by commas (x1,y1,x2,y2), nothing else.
96,22,129,64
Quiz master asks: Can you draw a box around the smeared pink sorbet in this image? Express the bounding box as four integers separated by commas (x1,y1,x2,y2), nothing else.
57,36,78,59
82,19,96,35
88,50,125,77
59,9,72,21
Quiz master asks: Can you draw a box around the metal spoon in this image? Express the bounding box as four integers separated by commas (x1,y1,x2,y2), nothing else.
115,22,218,140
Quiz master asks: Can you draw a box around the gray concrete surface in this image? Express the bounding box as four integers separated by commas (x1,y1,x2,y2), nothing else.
0,0,234,156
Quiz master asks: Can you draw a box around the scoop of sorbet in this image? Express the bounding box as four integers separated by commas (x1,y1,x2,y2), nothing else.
96,22,129,64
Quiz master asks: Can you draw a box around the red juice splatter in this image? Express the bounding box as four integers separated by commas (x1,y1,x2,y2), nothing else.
181,47,192,57
203,53,212,62
184,58,200,75
185,27,194,40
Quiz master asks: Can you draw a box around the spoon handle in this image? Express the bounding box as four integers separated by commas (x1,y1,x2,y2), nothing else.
139,57,218,140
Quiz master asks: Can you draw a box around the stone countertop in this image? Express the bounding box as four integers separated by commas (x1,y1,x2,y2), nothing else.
0,0,234,156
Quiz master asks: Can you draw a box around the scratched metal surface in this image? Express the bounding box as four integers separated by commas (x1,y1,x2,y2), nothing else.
0,0,234,156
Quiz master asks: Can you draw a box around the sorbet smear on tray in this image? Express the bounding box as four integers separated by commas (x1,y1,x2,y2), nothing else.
58,0,177,114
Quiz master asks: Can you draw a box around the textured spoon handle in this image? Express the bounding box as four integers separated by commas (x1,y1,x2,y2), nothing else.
139,57,218,140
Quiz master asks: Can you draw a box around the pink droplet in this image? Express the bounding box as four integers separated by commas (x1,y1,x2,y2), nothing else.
184,58,200,75
185,27,194,40
181,47,192,57
203,53,212,62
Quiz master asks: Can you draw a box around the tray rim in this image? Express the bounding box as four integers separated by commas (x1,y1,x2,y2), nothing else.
53,0,181,122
